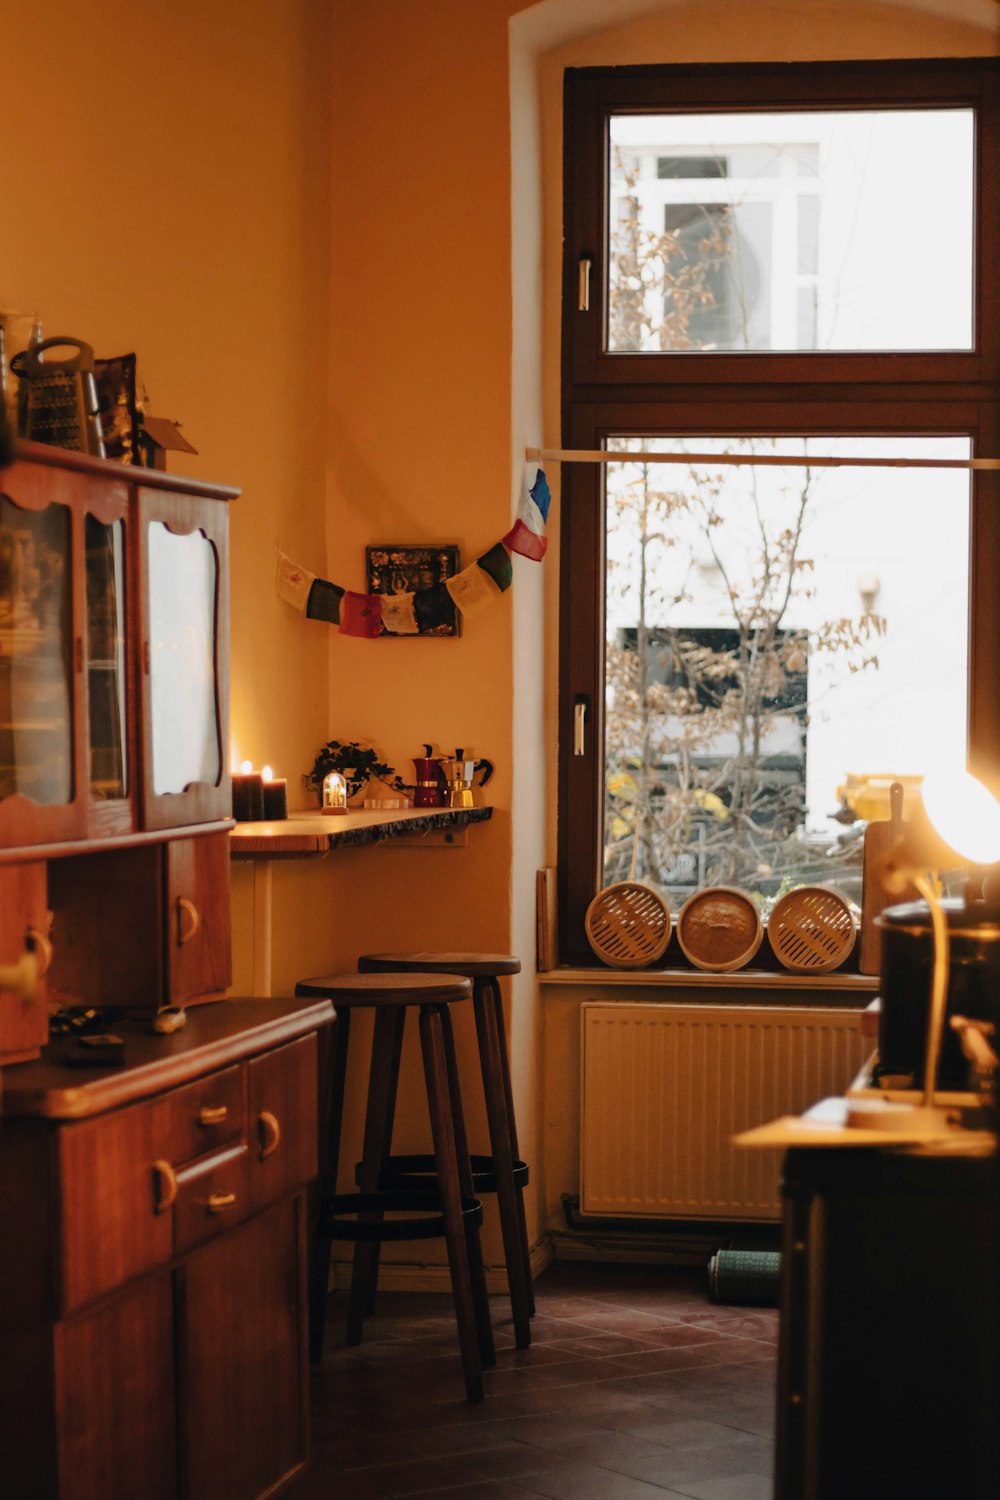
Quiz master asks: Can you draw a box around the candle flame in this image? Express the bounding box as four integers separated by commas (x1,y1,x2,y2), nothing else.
240,759,254,774
262,765,273,781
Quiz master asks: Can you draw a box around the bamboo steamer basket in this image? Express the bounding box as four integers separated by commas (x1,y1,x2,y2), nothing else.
676,886,764,972
585,882,671,969
768,885,857,973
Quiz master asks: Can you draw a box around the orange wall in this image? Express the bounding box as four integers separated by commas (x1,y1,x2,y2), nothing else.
4,0,997,1284
0,0,334,791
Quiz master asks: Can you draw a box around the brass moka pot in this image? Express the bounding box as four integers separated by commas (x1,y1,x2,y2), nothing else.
439,749,493,808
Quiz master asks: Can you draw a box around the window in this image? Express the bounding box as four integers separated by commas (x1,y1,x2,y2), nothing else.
559,60,1000,964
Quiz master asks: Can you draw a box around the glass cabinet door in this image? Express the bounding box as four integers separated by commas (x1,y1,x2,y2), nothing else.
84,511,131,834
0,482,82,842
138,490,230,830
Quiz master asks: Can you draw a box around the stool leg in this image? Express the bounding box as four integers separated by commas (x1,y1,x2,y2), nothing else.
347,1007,405,1345
473,977,534,1345
310,1008,351,1362
418,1003,485,1402
438,1004,496,1369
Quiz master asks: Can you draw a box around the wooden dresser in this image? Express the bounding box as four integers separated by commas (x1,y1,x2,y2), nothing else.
0,445,333,1497
0,998,333,1499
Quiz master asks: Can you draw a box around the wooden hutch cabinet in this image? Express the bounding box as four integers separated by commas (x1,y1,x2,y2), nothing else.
0,445,333,1499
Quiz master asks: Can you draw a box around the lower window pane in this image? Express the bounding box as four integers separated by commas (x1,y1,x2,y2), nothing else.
604,436,970,904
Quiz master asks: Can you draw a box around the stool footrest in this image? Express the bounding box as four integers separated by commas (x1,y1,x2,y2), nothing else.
358,1152,529,1194
320,1189,483,1242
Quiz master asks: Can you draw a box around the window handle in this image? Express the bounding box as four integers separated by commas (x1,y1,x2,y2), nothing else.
574,697,589,756
578,258,591,312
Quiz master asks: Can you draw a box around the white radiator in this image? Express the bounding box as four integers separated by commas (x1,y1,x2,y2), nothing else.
580,1001,870,1222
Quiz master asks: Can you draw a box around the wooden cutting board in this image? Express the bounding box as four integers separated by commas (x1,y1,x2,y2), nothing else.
859,781,914,974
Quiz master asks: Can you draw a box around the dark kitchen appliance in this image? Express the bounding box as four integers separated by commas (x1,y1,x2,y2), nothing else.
875,896,1000,1090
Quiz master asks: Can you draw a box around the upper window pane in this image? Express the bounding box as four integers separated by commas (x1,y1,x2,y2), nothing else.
608,110,974,353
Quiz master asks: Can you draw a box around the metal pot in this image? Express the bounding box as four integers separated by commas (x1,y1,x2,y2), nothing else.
875,897,1000,1089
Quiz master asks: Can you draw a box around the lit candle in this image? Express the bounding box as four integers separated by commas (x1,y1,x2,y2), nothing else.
231,760,265,821
261,765,288,821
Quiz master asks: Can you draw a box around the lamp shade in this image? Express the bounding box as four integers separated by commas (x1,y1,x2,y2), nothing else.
879,770,1000,894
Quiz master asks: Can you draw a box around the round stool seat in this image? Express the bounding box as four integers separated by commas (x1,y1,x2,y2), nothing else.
360,1152,529,1194
322,1189,483,1242
358,952,521,979
295,971,473,1006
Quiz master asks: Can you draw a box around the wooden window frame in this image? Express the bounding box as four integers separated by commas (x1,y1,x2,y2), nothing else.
558,58,1000,965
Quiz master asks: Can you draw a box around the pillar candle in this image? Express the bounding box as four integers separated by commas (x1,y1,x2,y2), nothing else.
262,770,288,820
232,773,264,821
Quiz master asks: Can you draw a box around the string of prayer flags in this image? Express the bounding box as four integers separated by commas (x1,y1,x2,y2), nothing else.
276,466,546,637
503,464,550,561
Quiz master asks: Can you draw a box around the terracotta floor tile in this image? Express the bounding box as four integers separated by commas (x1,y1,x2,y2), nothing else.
287,1261,777,1500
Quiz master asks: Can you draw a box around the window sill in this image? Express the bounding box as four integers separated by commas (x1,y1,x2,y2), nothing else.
537,964,878,994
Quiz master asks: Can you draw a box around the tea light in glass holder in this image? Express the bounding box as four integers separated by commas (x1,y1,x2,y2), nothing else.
321,770,349,815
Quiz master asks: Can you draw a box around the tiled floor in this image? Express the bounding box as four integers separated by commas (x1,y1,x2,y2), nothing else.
288,1261,778,1498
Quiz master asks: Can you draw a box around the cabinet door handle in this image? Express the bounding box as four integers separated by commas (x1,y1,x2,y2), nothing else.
258,1110,281,1160
207,1191,237,1214
198,1104,228,1127
26,925,53,976
176,897,201,946
152,1160,178,1214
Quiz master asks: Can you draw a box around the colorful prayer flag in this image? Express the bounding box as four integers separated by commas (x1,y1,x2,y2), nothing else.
503,465,550,560
445,560,501,620
306,578,345,624
380,592,420,635
413,583,457,635
339,591,383,638
276,552,315,611
477,541,513,591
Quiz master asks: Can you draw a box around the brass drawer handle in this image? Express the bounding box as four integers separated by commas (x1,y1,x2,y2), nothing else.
176,896,201,946
198,1105,228,1127
258,1110,281,1160
152,1160,178,1214
206,1191,237,1214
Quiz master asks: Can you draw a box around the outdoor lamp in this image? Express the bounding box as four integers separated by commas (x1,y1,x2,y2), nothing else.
847,768,1000,1136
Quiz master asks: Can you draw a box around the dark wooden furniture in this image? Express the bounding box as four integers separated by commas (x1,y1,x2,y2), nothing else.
0,998,333,1500
358,951,534,1347
294,969,494,1401
0,447,333,1496
0,443,237,1055
775,1142,999,1500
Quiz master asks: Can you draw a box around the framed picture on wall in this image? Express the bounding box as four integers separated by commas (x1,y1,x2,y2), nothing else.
366,543,460,637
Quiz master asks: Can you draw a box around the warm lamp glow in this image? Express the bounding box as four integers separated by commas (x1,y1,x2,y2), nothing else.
921,769,1000,867
854,766,1000,1136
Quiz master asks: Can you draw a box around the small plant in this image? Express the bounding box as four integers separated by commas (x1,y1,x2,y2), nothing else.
304,740,407,804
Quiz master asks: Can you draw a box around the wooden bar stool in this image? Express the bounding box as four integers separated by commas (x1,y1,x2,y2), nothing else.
294,970,494,1402
357,952,534,1348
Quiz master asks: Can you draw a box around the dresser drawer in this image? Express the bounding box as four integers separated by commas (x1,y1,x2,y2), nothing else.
174,1144,250,1255
166,1065,245,1165
58,1098,174,1315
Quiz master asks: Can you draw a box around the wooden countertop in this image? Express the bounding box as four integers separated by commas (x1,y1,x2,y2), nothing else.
229,804,492,857
0,996,334,1120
